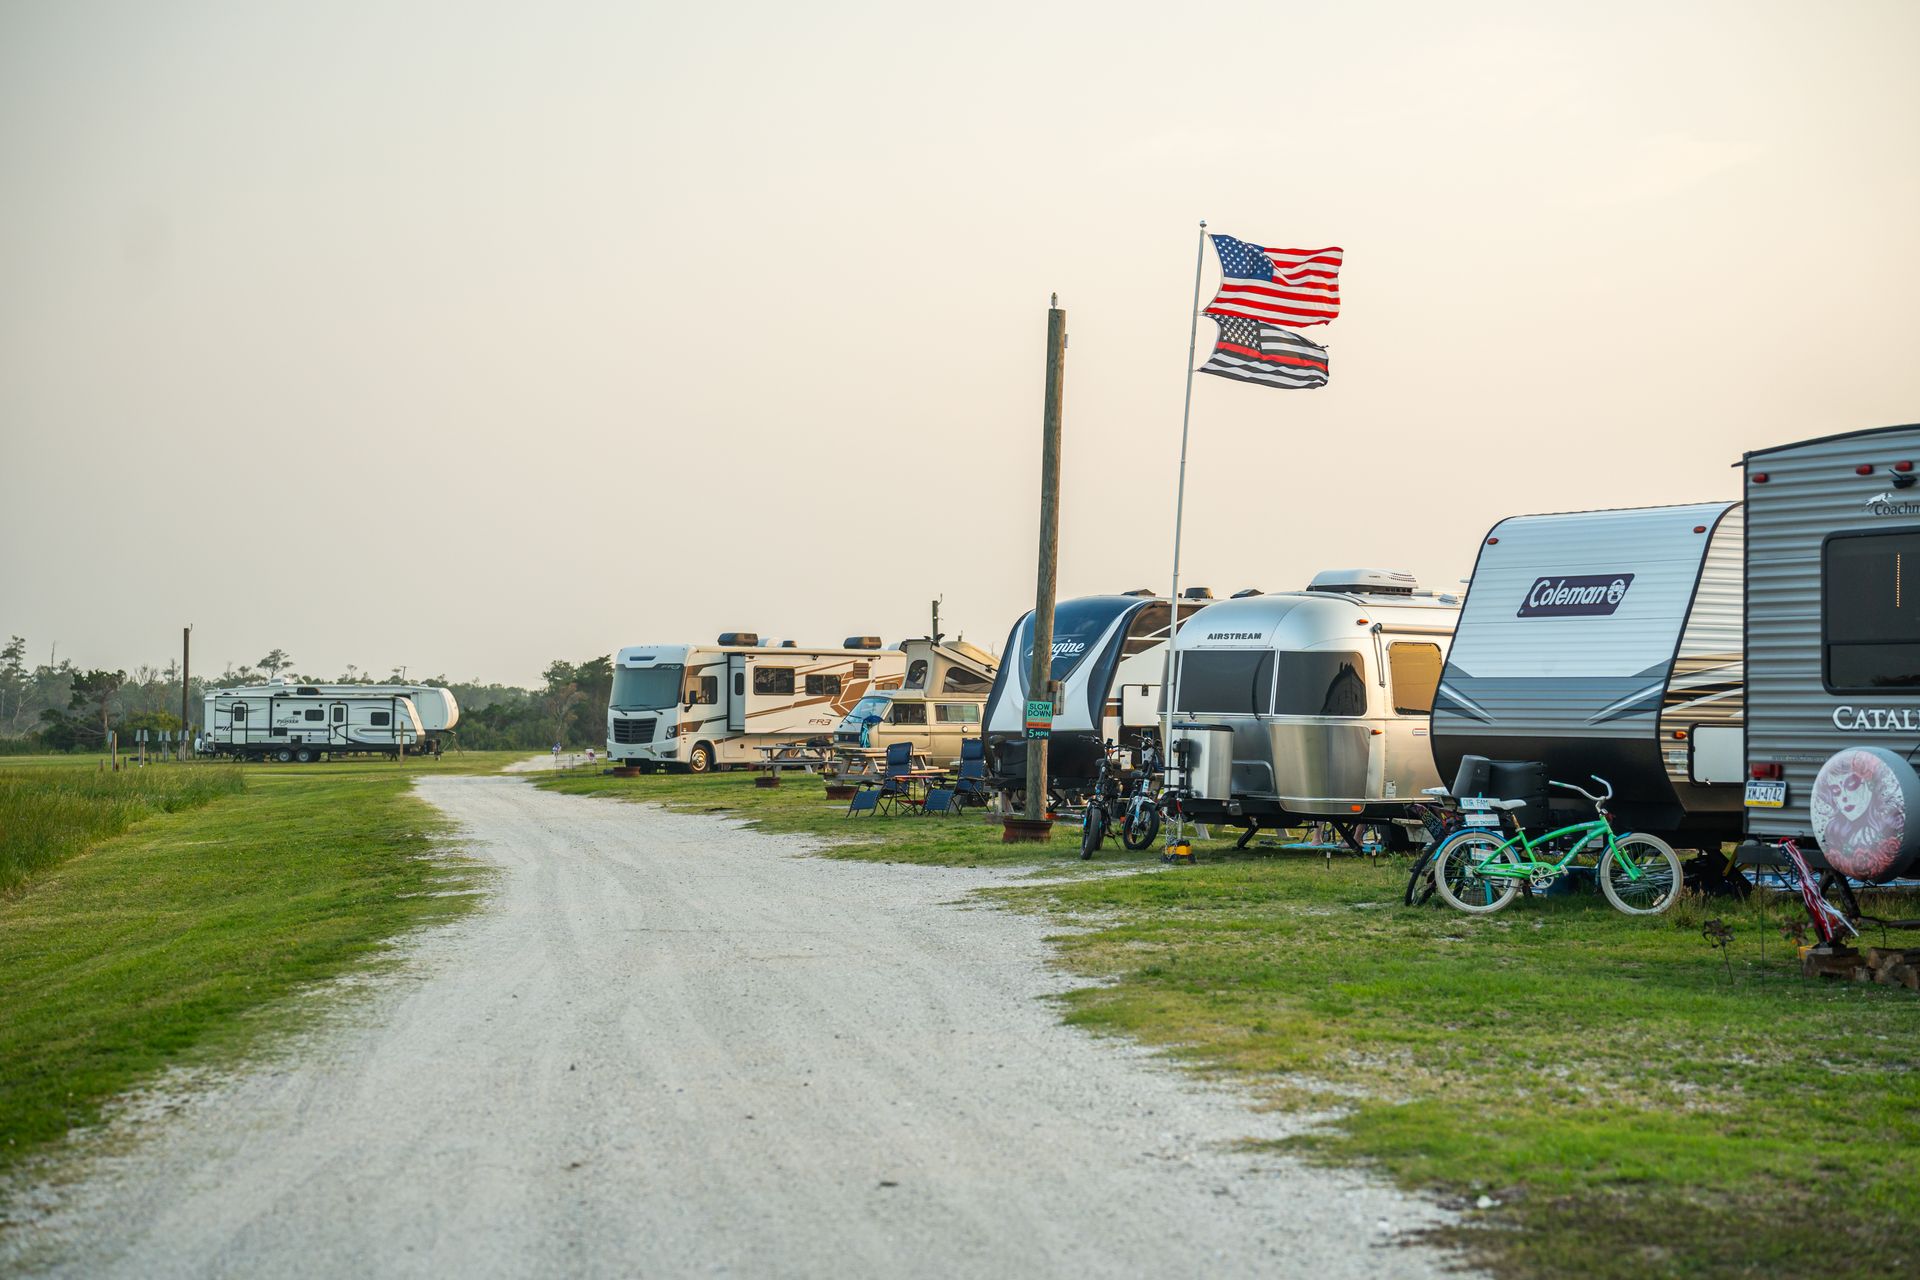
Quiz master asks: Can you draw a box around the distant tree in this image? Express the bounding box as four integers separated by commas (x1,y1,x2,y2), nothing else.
67,668,127,746
0,636,26,732
258,649,293,679
36,707,81,752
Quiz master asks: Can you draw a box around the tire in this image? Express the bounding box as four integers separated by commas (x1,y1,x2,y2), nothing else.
1599,834,1684,915
295,748,317,763
274,748,294,763
1122,799,1161,850
687,743,715,774
1404,850,1438,906
1081,802,1107,859
1433,831,1522,914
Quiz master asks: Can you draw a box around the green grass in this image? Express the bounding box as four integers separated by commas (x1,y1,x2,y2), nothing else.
0,751,524,1180
534,769,1920,1279
0,765,245,891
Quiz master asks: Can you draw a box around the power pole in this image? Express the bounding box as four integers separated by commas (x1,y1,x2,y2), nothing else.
180,626,191,760
1024,296,1067,825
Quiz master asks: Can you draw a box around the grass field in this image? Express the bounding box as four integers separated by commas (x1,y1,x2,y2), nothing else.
0,751,522,1181
536,767,1920,1280
0,765,245,891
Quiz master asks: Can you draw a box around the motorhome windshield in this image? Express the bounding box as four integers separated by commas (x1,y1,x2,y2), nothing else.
611,665,685,710
839,694,890,731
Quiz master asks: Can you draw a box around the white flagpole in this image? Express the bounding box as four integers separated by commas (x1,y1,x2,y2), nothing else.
1162,220,1208,821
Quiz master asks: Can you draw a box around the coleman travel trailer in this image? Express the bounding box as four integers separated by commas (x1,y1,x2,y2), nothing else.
1166,570,1459,847
831,637,998,765
1430,501,1745,848
983,591,1193,797
1740,424,1920,882
212,679,460,749
204,686,428,761
607,635,907,773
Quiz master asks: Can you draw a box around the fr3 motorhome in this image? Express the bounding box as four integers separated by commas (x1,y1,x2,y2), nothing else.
204,688,428,761
608,635,907,773
1166,570,1459,847
1431,502,1745,848
1740,424,1920,883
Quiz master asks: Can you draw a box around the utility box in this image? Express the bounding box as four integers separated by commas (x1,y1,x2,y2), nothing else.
1171,722,1234,802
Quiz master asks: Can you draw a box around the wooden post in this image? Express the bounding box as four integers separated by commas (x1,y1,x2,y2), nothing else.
180,626,191,760
1024,297,1067,823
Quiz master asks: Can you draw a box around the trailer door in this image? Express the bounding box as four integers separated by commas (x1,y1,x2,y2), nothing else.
727,655,747,733
329,701,347,744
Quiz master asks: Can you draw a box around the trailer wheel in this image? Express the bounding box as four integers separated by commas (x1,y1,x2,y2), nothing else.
687,743,715,774
295,748,317,764
274,748,294,763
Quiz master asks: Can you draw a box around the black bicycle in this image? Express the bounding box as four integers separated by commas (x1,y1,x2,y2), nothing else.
1119,737,1163,852
1080,741,1124,859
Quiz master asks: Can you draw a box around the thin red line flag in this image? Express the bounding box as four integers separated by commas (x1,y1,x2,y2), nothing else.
1203,234,1342,328
1198,315,1329,390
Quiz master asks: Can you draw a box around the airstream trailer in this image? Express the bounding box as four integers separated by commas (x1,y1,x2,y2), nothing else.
983,593,1189,794
1740,424,1920,882
1166,570,1459,844
1431,501,1746,847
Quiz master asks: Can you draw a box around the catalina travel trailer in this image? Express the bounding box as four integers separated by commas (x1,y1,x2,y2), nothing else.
982,592,1192,797
1165,570,1459,847
1430,501,1745,848
212,680,459,749
204,687,428,762
607,635,907,773
1740,424,1920,882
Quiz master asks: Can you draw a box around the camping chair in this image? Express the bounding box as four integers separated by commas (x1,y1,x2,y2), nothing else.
920,787,957,817
846,786,881,817
954,739,989,807
876,741,915,814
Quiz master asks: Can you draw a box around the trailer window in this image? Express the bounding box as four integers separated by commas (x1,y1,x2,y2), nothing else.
754,667,795,696
230,704,247,722
890,702,927,724
1825,531,1920,690
685,675,718,705
331,705,345,723
304,708,324,721
805,673,841,697
370,711,391,727
1388,643,1443,714
1173,651,1275,714
936,703,979,723
905,660,929,689
1273,652,1368,716
942,666,990,693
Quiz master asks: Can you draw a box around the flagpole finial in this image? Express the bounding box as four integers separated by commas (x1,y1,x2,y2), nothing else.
1199,219,1207,228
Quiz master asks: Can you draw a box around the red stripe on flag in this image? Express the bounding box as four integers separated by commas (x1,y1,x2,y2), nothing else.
1216,342,1327,371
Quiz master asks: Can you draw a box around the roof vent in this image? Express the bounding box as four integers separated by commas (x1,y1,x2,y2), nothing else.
717,632,760,647
296,686,320,696
1307,568,1419,596
1121,588,1156,597
844,636,882,650
1230,589,1264,599
781,640,797,647
1182,586,1214,601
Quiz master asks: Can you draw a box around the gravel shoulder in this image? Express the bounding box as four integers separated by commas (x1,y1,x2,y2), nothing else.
2,776,1468,1279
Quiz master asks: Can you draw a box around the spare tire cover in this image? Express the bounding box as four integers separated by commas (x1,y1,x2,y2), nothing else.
1810,747,1920,882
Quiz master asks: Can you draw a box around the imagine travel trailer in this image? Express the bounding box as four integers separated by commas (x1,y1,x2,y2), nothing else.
983,592,1190,794
213,680,459,749
1740,424,1920,882
1165,571,1459,845
1430,501,1745,847
204,688,427,762
608,635,907,773
832,637,998,765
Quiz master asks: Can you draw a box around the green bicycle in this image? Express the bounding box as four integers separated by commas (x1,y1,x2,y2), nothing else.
1432,775,1683,916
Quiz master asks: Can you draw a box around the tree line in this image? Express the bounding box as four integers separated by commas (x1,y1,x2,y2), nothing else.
0,636,614,753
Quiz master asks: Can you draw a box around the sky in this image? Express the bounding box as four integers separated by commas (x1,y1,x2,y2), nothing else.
3,0,1917,686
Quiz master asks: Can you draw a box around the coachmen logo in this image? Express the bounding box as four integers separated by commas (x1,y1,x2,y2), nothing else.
1866,492,1920,517
1517,574,1634,618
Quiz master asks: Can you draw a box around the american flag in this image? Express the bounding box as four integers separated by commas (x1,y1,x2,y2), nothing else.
1203,233,1342,328
1198,315,1329,390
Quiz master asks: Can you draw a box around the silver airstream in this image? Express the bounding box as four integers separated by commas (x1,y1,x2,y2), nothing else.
1167,570,1460,846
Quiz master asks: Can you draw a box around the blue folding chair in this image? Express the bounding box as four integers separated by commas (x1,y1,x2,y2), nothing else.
875,741,914,814
954,738,989,807
920,787,957,816
846,786,881,817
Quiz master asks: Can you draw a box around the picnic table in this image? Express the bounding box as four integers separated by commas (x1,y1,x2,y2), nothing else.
753,741,829,787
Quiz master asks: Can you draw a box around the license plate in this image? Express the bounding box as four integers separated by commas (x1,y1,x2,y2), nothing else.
1744,779,1787,809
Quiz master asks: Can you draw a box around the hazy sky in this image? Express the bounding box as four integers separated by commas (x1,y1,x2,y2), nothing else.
4,0,1917,685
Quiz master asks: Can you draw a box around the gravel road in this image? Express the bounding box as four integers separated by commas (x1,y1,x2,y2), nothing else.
2,775,1466,1279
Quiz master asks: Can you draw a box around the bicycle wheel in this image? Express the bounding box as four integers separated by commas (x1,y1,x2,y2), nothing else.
1403,849,1438,906
1121,799,1160,851
1080,803,1106,860
1599,834,1683,915
1433,831,1522,914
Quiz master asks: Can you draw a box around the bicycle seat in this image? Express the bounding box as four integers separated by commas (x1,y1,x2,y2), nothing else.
1420,787,1451,798
1482,798,1528,811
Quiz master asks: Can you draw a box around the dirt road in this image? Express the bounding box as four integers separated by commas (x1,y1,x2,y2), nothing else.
3,776,1464,1278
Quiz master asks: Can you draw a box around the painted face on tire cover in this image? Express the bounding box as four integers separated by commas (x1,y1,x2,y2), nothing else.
1811,750,1906,880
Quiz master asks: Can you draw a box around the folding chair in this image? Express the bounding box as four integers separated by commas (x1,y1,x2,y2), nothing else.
920,787,957,816
954,739,989,807
876,741,914,814
846,786,881,817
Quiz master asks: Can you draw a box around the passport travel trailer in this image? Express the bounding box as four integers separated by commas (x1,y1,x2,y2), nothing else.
210,679,460,750
204,686,430,761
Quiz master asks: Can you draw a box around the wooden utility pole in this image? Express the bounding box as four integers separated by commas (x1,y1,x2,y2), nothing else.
180,626,191,760
1024,296,1067,824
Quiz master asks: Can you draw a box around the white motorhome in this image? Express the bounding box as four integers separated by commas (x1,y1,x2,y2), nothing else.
1431,502,1746,847
213,680,460,747
1167,571,1459,846
1741,425,1920,882
608,635,907,773
204,687,427,762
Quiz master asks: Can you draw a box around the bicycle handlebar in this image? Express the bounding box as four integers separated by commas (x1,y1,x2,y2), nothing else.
1548,775,1614,807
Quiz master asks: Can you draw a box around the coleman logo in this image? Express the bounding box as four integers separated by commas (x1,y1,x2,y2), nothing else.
1206,631,1263,641
1833,706,1920,732
1517,573,1634,618
1866,492,1920,517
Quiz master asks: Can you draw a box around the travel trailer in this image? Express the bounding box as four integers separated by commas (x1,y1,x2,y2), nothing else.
1740,424,1920,882
212,680,460,749
832,637,998,765
203,687,428,761
1166,571,1459,845
607,635,907,772
1431,502,1745,847
982,592,1191,795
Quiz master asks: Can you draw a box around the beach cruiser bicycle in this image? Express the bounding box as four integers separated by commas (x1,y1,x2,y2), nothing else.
1431,775,1684,916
